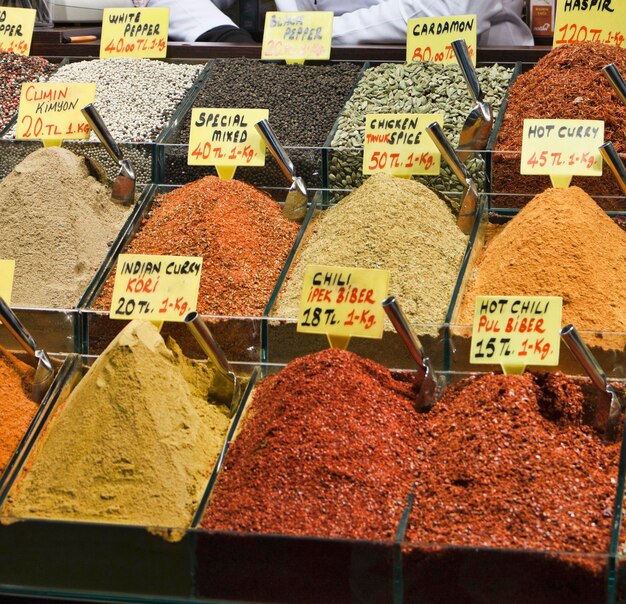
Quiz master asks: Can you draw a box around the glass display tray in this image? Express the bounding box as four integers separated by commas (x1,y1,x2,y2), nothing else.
0,58,211,185
76,183,318,362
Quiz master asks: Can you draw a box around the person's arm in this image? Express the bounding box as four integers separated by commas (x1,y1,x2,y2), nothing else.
330,0,532,45
275,0,380,15
148,0,252,42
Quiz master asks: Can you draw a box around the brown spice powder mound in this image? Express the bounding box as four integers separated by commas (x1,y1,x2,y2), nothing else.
202,348,424,540
94,176,300,316
458,186,626,334
406,372,621,554
493,42,626,208
0,346,36,475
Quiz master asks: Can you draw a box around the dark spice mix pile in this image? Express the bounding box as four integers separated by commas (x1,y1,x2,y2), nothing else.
493,42,626,208
167,59,362,188
202,348,424,540
0,52,56,132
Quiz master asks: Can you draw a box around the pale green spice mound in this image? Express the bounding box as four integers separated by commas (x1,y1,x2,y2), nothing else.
274,173,468,326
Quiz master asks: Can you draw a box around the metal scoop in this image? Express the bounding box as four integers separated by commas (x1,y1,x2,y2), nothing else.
0,297,55,403
560,324,624,442
452,39,493,162
255,118,308,222
426,121,479,235
603,63,626,105
600,141,626,195
81,103,136,206
184,311,240,416
382,295,437,411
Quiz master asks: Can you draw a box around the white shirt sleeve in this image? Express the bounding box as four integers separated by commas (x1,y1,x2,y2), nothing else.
147,0,238,41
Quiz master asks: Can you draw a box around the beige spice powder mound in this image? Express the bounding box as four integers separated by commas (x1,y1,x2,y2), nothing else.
458,186,626,334
0,147,130,308
273,172,468,327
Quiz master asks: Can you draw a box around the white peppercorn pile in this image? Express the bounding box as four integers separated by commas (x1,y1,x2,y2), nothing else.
330,62,512,205
166,59,363,191
0,52,56,132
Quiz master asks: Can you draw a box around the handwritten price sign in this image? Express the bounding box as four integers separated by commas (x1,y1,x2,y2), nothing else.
262,11,333,63
16,82,96,143
406,14,477,65
363,113,442,176
521,119,604,187
0,260,15,305
188,108,268,180
100,7,169,58
110,254,202,322
0,8,35,56
297,265,389,340
470,296,562,373
554,0,624,48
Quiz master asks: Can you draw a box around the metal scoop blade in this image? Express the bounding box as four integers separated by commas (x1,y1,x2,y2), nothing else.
255,118,308,222
81,103,136,206
184,311,241,416
600,141,626,195
603,63,626,105
426,121,479,235
452,39,493,162
382,296,437,411
0,296,54,403
560,324,624,442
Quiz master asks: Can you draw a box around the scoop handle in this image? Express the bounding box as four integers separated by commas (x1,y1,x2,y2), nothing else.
452,39,483,103
603,64,626,105
426,121,470,187
560,324,607,394
600,141,626,195
382,296,428,370
0,296,37,357
81,103,124,163
255,118,296,182
184,311,232,381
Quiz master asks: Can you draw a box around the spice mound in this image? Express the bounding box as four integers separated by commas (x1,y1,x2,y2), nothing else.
3,320,232,528
274,172,468,326
0,147,130,308
202,348,424,540
406,372,622,554
458,186,626,335
0,52,56,131
493,42,626,207
95,176,300,316
0,346,37,476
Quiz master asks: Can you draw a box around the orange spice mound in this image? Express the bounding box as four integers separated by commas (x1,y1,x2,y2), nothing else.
0,346,36,474
95,176,300,317
459,187,626,333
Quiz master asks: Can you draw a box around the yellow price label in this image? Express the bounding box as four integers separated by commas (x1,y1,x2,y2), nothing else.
110,254,202,322
554,0,624,47
262,11,333,64
187,108,268,179
470,296,562,373
100,7,169,58
521,119,604,188
297,265,390,341
363,113,442,176
406,14,477,65
0,260,15,305
16,82,96,143
0,7,35,56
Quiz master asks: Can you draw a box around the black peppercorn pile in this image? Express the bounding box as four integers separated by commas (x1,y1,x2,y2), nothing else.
0,52,56,132
165,59,363,192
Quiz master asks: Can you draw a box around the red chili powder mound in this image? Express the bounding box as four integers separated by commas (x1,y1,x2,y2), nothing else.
458,186,626,334
406,372,621,554
201,348,424,540
94,176,300,316
493,42,626,208
0,346,37,475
